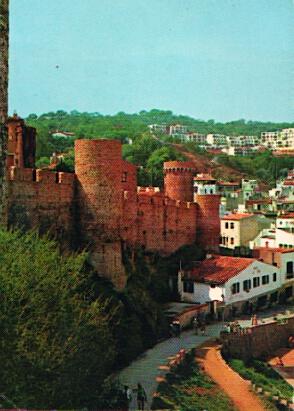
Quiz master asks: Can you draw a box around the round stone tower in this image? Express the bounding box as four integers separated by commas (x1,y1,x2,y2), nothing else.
196,194,221,253
75,139,126,289
164,161,196,202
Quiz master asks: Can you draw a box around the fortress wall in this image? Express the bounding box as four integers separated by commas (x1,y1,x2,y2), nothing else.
8,167,75,247
121,190,197,254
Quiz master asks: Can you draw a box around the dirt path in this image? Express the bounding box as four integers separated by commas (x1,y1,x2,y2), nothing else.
196,341,266,411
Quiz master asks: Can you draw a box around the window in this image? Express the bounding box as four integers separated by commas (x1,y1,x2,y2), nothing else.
273,273,277,282
253,277,260,288
232,282,240,294
183,281,194,293
230,222,234,229
286,261,293,279
121,172,127,182
230,237,234,245
243,279,251,292
225,222,229,229
210,189,213,194
262,275,269,285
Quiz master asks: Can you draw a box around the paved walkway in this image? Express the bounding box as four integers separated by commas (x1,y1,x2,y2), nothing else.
119,305,294,410
119,323,223,410
196,341,265,411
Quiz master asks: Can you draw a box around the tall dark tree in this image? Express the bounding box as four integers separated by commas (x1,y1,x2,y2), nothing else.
0,0,8,226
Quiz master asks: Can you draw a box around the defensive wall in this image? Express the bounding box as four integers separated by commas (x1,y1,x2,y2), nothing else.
6,117,221,289
7,166,75,249
221,316,294,361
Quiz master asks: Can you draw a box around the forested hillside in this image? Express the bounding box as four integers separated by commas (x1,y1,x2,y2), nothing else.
25,109,294,186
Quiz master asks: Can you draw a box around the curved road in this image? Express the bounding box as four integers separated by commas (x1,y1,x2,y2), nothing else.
119,323,223,410
119,306,293,410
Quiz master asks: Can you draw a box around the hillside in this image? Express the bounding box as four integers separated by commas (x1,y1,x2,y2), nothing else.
25,109,293,186
170,143,246,181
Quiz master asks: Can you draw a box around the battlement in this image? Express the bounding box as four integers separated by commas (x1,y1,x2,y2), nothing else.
8,166,75,185
164,161,196,173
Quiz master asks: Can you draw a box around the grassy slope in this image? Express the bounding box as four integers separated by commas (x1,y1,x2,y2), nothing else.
152,349,236,411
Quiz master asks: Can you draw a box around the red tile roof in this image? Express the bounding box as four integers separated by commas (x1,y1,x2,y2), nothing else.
217,181,240,186
222,213,254,221
194,174,216,182
185,256,255,284
254,247,294,254
283,180,294,186
277,213,294,219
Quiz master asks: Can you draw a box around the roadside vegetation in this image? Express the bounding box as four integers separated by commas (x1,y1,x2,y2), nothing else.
228,358,293,402
152,349,236,411
0,227,205,408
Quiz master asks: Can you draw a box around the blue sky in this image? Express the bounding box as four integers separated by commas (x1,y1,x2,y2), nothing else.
9,0,294,121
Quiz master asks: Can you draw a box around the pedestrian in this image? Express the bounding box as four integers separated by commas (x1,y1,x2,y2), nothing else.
192,316,199,335
136,383,147,410
123,385,132,410
223,323,231,333
200,322,206,336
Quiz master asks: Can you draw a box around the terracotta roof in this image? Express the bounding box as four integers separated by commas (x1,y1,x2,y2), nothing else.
194,174,216,182
277,213,294,219
246,199,272,205
222,213,254,221
217,181,240,186
283,180,294,186
254,247,294,254
185,256,255,284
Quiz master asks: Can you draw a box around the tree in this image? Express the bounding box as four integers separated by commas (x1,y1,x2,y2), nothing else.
0,0,9,227
0,230,116,408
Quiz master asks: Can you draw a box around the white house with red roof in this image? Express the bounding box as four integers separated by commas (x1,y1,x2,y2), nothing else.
193,174,217,197
178,255,280,310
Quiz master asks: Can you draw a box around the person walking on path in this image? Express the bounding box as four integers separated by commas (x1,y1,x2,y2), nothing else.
136,382,147,410
200,322,206,336
122,385,132,410
192,316,199,335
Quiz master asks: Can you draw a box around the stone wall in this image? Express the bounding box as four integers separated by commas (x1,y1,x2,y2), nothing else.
221,317,294,361
8,167,75,249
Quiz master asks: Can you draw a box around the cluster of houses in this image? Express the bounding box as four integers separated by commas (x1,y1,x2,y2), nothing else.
178,170,294,317
148,123,294,157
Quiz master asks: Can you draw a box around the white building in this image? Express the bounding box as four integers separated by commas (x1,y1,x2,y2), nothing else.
168,124,188,136
178,256,281,309
148,124,168,134
206,134,228,147
220,213,261,251
193,174,217,199
183,132,207,144
227,135,259,147
253,248,293,301
261,128,294,150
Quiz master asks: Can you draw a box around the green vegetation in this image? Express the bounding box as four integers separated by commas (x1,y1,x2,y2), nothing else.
0,230,170,409
216,151,294,185
26,109,294,186
152,349,236,411
228,358,293,401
